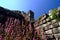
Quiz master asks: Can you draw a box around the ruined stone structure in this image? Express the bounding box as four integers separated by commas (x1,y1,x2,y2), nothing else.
0,7,34,40
0,6,60,40
34,14,49,40
34,7,60,40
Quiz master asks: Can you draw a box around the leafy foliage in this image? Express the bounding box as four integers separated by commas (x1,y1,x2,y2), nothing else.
51,9,57,19
51,9,60,21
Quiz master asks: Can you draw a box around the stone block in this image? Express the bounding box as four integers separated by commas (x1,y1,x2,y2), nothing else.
45,29,52,35
58,27,60,33
52,22,59,28
53,28,59,34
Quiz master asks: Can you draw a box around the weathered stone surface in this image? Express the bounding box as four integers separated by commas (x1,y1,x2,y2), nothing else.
52,19,57,24
58,33,60,38
0,7,35,40
58,27,60,33
52,22,59,28
54,33,60,39
42,20,47,24
46,18,51,22
47,22,51,26
43,26,49,31
53,28,59,34
54,34,58,38
39,21,43,25
48,25,53,29
42,24,47,27
0,6,60,40
59,22,60,26
59,39,60,40
40,14,48,21
45,29,53,35
46,35,53,38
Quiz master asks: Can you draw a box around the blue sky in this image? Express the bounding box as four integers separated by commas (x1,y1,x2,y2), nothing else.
0,0,60,20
